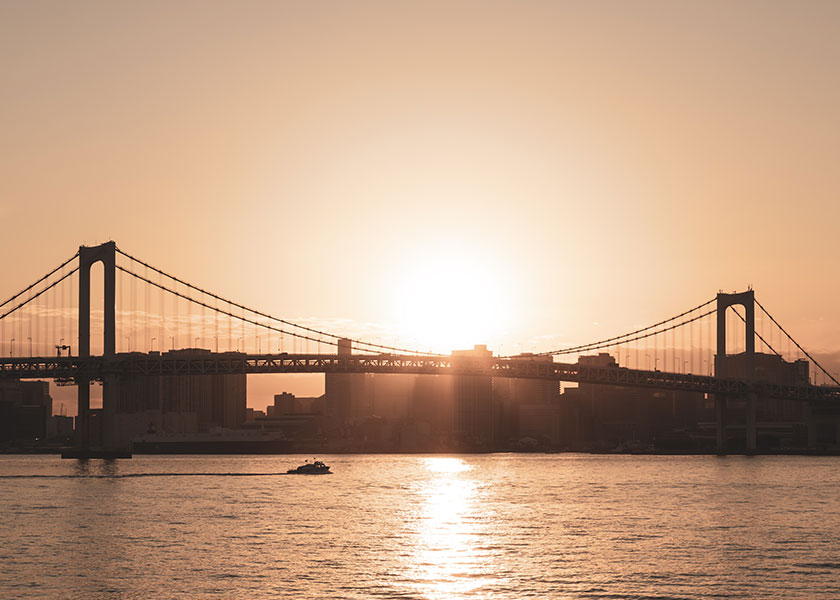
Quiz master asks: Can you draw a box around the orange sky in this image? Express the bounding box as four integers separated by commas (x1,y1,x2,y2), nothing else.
2,1,839,406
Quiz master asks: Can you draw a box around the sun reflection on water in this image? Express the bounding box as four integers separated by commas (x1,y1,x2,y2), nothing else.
424,456,473,474
405,457,497,599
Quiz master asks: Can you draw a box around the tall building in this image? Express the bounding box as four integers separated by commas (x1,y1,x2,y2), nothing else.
0,380,53,443
267,392,298,417
494,353,562,444
495,353,561,405
716,352,822,448
110,349,246,447
717,352,809,420
369,375,414,420
452,344,498,449
325,339,372,420
561,353,707,450
410,374,455,444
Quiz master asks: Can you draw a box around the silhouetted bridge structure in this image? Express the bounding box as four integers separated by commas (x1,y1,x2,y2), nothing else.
1,353,837,403
2,241,839,454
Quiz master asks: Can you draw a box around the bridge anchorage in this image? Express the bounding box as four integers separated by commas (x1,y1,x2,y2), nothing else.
0,241,838,457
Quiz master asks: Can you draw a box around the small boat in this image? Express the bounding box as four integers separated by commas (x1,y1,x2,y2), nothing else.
286,459,331,475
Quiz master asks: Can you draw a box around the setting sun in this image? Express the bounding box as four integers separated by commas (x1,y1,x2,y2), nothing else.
386,244,514,353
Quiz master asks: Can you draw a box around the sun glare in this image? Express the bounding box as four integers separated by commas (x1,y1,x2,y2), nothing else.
403,457,496,599
386,246,514,353
424,456,473,474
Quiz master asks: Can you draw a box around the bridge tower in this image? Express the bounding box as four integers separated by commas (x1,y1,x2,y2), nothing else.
76,241,117,449
715,290,756,453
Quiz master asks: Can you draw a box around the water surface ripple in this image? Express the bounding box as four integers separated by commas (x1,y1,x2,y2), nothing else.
1,454,838,599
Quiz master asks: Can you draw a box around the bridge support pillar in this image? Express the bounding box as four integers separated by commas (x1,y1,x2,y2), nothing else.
746,392,757,453
715,395,727,454
715,291,755,455
76,379,90,448
101,376,120,450
76,241,117,451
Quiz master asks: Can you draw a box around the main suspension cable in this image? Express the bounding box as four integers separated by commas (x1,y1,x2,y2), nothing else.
0,266,80,321
548,309,716,360
729,306,780,356
116,247,442,356
117,265,426,355
507,298,716,358
755,298,840,386
0,253,78,309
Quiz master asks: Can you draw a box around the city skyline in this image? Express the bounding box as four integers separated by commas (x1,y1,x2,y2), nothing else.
2,240,833,417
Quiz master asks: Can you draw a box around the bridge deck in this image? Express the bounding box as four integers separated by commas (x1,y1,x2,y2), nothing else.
0,353,838,402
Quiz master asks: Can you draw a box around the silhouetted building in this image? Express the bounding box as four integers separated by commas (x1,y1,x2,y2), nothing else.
210,367,247,428
325,339,372,420
370,375,414,420
244,407,266,422
267,392,297,417
46,415,74,441
496,353,561,404
714,352,818,449
517,403,563,447
0,380,53,443
561,353,708,451
718,352,809,421
452,345,498,449
110,349,247,447
494,353,562,445
263,392,325,419
409,374,455,449
251,412,323,445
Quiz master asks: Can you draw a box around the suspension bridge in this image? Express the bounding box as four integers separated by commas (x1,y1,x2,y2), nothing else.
1,241,839,455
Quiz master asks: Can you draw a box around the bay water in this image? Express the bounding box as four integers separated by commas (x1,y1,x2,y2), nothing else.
1,454,838,599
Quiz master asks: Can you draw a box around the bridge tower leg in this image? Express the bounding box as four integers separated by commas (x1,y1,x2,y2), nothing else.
76,242,117,449
715,290,756,454
746,392,757,452
715,395,727,453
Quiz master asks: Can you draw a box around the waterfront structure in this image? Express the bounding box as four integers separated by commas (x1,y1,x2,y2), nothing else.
46,415,73,441
268,392,297,416
369,374,414,420
495,353,562,445
325,339,372,420
0,380,53,443
107,349,246,448
716,351,813,449
452,345,498,449
562,353,708,451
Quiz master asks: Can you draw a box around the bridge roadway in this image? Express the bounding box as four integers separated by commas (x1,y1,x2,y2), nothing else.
0,352,838,403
